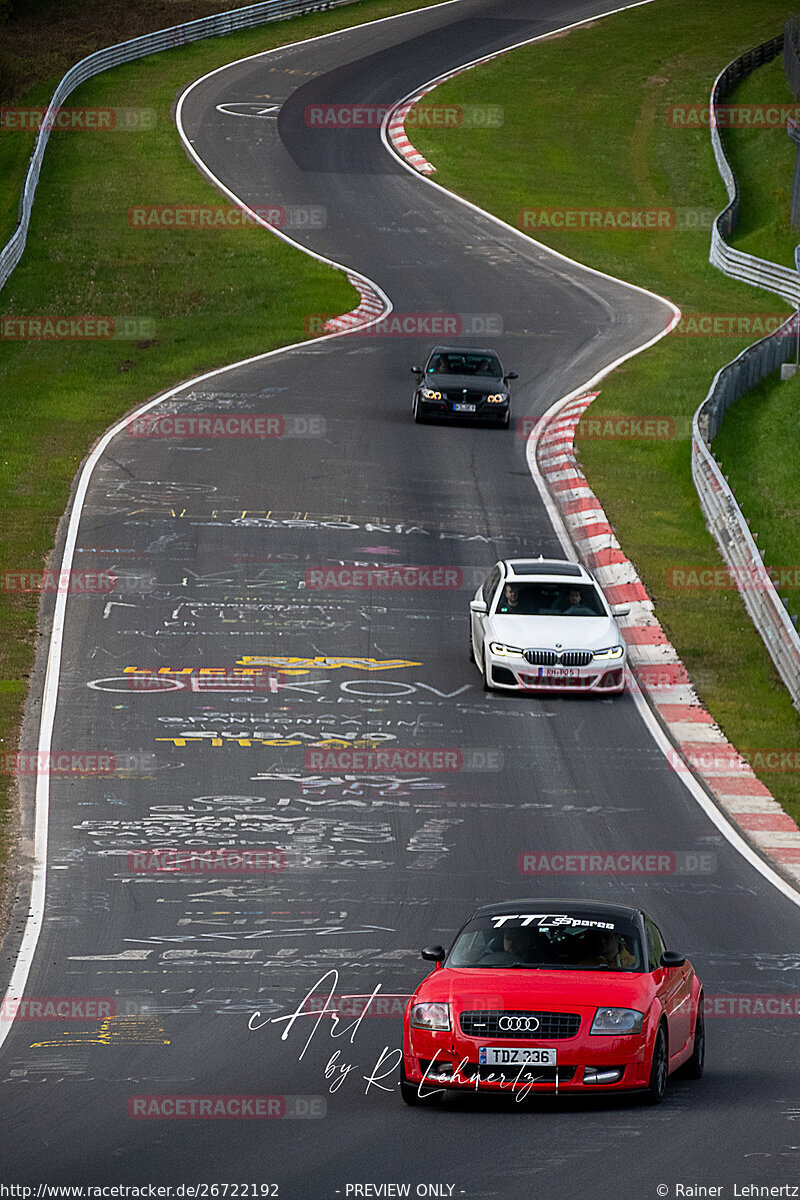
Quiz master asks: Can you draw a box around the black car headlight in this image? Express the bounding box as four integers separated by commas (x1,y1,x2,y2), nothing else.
485,393,509,404
422,388,442,400
590,1007,644,1035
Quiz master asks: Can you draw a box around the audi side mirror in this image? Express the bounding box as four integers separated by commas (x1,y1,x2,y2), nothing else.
411,366,423,374
660,950,686,969
421,945,446,965
504,372,518,381
470,599,487,614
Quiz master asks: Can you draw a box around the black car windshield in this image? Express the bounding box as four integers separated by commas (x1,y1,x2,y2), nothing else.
448,912,644,972
427,352,502,378
494,582,605,617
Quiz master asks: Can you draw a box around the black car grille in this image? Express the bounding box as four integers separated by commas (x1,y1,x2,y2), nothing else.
443,389,487,404
460,1011,581,1040
524,648,593,667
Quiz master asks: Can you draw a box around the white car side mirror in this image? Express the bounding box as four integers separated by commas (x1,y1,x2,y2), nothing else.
611,604,631,617
470,599,488,615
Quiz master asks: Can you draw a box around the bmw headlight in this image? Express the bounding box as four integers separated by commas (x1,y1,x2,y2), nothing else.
489,642,523,657
486,393,509,404
410,1002,451,1031
590,1007,644,1035
422,388,442,400
593,645,625,660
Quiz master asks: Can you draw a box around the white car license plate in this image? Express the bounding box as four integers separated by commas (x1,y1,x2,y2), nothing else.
540,667,580,679
453,402,476,412
479,1047,557,1066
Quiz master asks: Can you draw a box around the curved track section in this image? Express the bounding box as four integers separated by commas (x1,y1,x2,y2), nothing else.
2,1,800,1192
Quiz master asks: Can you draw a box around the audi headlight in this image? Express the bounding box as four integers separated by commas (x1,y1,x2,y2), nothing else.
590,1007,643,1035
489,641,523,657
593,645,625,661
410,1002,451,1031
422,388,442,400
486,393,508,404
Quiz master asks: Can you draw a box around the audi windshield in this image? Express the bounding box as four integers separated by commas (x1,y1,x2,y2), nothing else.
447,911,644,972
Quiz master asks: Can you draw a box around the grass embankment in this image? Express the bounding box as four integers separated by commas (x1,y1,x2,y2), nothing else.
0,0,444,902
411,0,800,820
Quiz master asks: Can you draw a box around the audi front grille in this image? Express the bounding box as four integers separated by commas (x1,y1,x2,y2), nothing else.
459,1010,581,1039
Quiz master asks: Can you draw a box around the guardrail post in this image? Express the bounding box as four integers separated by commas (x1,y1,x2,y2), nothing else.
788,117,800,226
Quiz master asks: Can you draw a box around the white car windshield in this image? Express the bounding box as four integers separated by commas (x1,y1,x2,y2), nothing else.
495,581,605,617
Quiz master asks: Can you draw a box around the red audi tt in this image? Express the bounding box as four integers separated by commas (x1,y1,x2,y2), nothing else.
401,899,704,1105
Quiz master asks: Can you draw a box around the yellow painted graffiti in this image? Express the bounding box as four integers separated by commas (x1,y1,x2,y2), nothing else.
30,1016,170,1049
155,736,392,749
236,656,422,674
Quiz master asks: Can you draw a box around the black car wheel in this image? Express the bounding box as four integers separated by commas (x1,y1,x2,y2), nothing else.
682,1007,705,1079
644,1024,669,1104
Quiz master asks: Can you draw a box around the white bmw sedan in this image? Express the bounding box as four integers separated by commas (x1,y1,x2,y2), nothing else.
469,559,630,694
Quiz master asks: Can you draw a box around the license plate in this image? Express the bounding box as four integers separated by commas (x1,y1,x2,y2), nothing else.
539,667,580,680
479,1047,557,1066
453,402,476,413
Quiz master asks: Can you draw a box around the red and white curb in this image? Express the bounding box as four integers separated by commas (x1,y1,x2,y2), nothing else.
536,392,800,885
386,92,438,174
322,271,389,332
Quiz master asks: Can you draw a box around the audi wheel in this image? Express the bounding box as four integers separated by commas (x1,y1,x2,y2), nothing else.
644,1025,669,1104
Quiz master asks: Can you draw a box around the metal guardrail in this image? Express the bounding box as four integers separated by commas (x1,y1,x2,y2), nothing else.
785,16,800,100
0,0,356,293
694,36,800,710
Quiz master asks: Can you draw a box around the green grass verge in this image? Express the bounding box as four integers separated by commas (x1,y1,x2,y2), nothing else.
411,0,800,819
0,0,449,894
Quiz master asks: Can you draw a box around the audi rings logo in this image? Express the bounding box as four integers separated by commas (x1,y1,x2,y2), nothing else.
498,1015,540,1032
